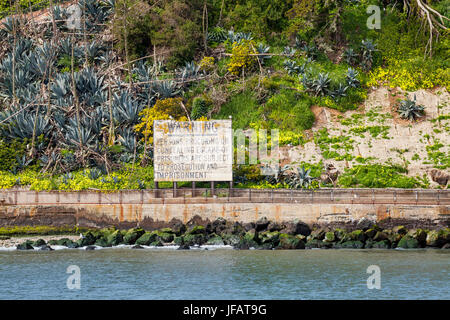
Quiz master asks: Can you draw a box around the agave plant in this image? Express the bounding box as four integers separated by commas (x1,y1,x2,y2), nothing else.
343,48,358,66
330,83,348,100
83,41,105,65
360,39,377,71
75,68,108,107
256,43,271,65
153,80,180,99
300,74,314,92
397,95,425,121
86,168,102,180
178,61,201,81
345,68,360,88
288,166,315,189
301,43,318,60
283,46,297,57
312,73,331,96
5,110,51,140
207,27,228,43
118,128,137,153
283,60,301,76
112,90,142,126
64,121,97,148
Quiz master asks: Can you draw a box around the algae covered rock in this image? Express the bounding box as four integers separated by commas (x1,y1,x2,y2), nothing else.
32,239,46,247
336,240,364,249
350,230,366,242
324,231,336,243
106,230,124,246
17,240,34,250
156,231,175,243
397,235,419,249
373,231,389,242
184,233,206,246
278,234,305,249
123,228,145,245
77,231,97,247
372,240,391,249
206,234,225,246
135,232,158,246
310,228,326,240
407,229,427,244
305,239,324,249
222,234,241,246
426,230,447,247
393,226,408,235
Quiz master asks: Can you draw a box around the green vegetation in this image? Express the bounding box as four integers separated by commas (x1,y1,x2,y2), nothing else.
0,0,448,191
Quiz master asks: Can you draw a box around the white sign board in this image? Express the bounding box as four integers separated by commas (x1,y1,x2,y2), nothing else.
153,120,233,182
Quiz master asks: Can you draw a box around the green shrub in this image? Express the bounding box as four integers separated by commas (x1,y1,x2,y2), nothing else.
190,97,210,120
0,139,27,171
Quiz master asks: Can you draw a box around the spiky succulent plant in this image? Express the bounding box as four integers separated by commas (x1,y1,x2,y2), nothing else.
312,73,331,96
397,95,424,121
346,68,360,88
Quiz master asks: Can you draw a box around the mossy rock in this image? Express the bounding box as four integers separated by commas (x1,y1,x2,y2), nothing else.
94,237,109,247
373,231,388,241
397,235,419,249
17,240,34,250
336,241,364,249
187,225,206,235
173,236,184,246
56,238,78,248
324,231,336,243
123,228,145,245
243,230,258,242
32,239,46,247
372,240,391,249
136,232,158,246
0,235,10,240
159,228,175,234
206,234,224,246
310,228,326,240
393,226,408,235
156,231,174,243
259,231,280,246
305,239,325,249
77,232,97,247
350,230,366,242
184,233,206,246
334,229,347,241
426,230,446,247
407,229,427,244
150,240,164,247
365,228,378,239
222,234,241,246
106,230,124,246
235,237,259,250
279,234,305,249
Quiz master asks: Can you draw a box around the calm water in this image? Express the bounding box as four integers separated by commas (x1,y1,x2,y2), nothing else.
0,248,449,300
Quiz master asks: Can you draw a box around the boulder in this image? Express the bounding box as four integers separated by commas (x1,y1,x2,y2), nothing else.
397,236,419,249
365,229,378,240
430,169,449,186
123,228,145,245
106,230,124,246
77,232,97,247
183,233,206,246
150,240,164,247
393,226,408,235
372,240,391,249
206,234,225,246
177,244,190,250
407,229,427,244
279,221,311,236
32,239,46,247
38,245,54,251
136,232,158,246
323,231,336,243
85,245,96,250
171,223,186,236
94,237,109,247
173,236,184,246
156,231,174,243
356,217,375,231
211,218,227,234
305,239,325,249
267,222,285,232
278,234,305,249
334,228,347,241
58,238,78,248
426,230,446,247
255,217,270,232
441,243,450,249
310,228,326,240
373,231,389,242
336,241,364,249
222,234,241,246
186,225,206,235
16,241,34,250
350,230,366,242
132,244,144,249
258,231,280,247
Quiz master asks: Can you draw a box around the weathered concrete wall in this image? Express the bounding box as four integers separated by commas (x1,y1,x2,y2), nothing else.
0,201,448,230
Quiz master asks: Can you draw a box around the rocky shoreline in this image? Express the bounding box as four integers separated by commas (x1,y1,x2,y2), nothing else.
2,217,450,251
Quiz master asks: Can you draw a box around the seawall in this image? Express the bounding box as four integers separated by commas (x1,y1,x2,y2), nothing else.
1,188,449,230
